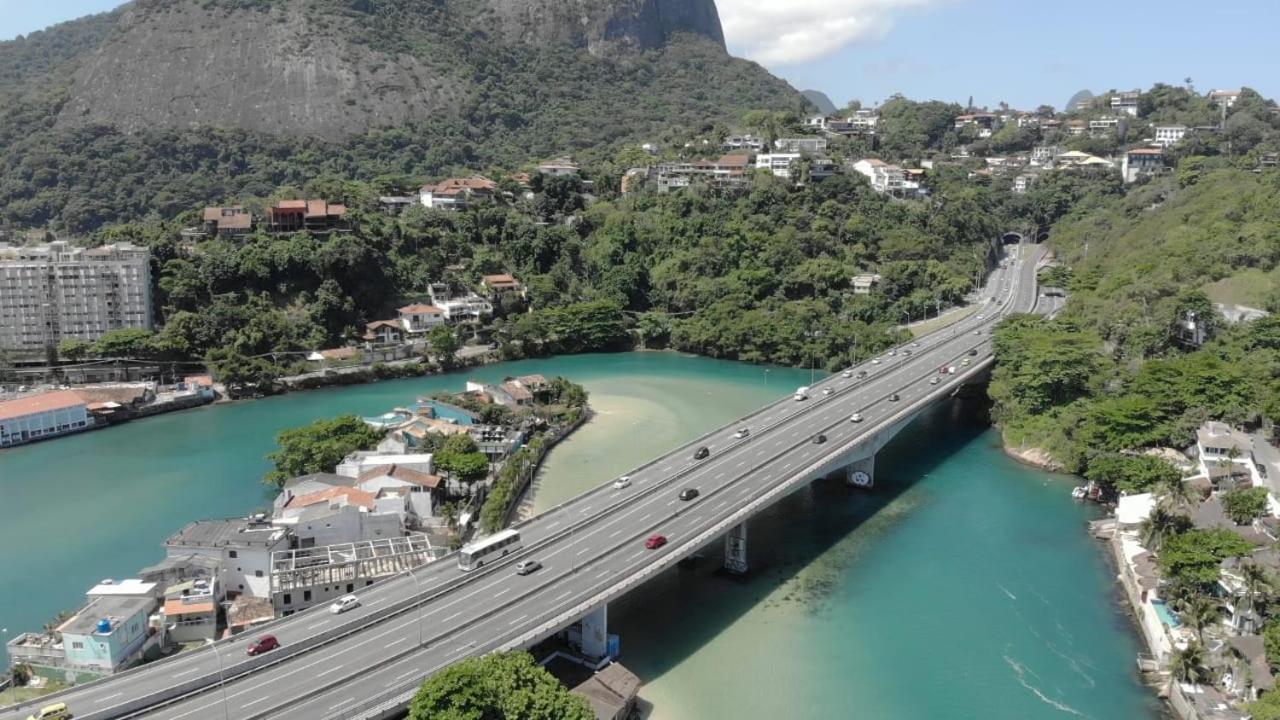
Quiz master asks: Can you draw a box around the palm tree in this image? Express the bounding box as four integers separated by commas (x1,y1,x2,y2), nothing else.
1239,562,1271,620
1181,596,1221,645
1140,507,1190,552
1170,642,1212,685
1156,472,1195,511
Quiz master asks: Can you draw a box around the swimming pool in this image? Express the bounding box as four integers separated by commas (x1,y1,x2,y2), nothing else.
1152,600,1182,628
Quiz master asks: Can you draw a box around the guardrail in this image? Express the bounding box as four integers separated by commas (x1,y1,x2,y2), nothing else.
328,255,1042,719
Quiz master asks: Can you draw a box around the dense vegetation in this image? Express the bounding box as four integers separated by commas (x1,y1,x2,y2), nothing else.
263,414,385,487
991,167,1280,474
408,651,593,720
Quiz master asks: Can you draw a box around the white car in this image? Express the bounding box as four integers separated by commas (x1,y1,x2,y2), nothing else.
842,370,853,378
888,349,897,356
330,594,360,615
733,428,750,439
822,387,834,396
872,358,882,365
850,413,864,423
613,476,632,489
976,314,984,320
930,377,941,385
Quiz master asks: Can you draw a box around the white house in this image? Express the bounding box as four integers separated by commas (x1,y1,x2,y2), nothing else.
1013,174,1036,194
427,284,493,323
774,137,828,153
755,153,802,179
163,518,290,599
1154,125,1188,147
537,158,580,177
852,273,883,295
397,304,445,334
1110,91,1140,116
851,159,905,194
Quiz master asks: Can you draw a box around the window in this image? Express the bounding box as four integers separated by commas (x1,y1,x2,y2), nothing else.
72,641,84,649
303,590,312,602
283,593,292,606
229,550,238,558
347,583,354,593
255,570,263,577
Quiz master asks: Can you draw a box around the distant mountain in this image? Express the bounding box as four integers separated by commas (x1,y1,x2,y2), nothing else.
1065,89,1094,112
0,0,803,230
801,90,836,115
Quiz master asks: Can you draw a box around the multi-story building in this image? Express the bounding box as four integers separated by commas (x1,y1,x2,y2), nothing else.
755,153,802,179
0,241,153,352
1031,145,1062,166
1154,125,1189,147
851,159,905,194
1209,89,1241,109
1089,116,1122,136
0,390,91,448
1110,91,1141,117
1013,174,1037,194
163,516,291,600
427,283,493,323
645,155,752,193
1122,147,1165,183
774,137,829,154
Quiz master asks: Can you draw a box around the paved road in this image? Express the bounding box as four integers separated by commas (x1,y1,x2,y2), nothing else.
1,244,1043,720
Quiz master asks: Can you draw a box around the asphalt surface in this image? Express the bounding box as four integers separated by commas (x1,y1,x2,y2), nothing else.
2,243,1044,720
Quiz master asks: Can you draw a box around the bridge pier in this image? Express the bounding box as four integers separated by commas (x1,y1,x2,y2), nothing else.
723,522,748,574
846,455,875,489
579,604,609,659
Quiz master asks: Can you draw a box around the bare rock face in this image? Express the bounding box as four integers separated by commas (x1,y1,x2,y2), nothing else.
481,0,725,54
58,3,464,139
53,0,730,139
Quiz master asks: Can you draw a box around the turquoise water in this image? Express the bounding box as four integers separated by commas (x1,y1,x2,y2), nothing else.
0,352,1161,719
1153,600,1182,628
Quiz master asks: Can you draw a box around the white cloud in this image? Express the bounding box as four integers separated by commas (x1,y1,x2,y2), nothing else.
717,0,938,66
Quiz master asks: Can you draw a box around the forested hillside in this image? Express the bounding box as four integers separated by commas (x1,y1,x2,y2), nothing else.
0,0,801,232
991,166,1280,478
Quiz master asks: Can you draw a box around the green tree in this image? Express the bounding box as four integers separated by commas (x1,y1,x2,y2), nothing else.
429,324,460,368
408,651,592,720
1157,529,1253,587
264,414,384,487
1180,596,1221,645
1170,642,1211,685
93,328,157,358
57,338,94,361
1222,487,1270,525
1138,507,1191,552
435,433,490,484
1248,690,1280,720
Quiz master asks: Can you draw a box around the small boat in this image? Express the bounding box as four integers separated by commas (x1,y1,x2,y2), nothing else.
1071,486,1088,500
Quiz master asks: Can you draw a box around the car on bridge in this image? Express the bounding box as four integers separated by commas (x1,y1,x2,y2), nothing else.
812,434,827,444
822,387,834,396
968,348,978,356
645,534,668,550
329,594,360,615
842,370,853,378
515,560,542,576
857,370,868,378
888,393,900,402
872,358,881,365
247,634,280,657
679,488,700,501
930,377,940,385
850,413,863,423
693,446,710,460
613,475,632,489
24,703,71,720
733,428,750,439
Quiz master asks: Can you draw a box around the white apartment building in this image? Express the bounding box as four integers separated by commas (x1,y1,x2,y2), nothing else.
755,153,802,179
0,241,153,352
426,283,493,323
1154,125,1188,147
1031,145,1062,166
774,137,829,153
851,159,905,194
1110,92,1141,117
1013,174,1037,194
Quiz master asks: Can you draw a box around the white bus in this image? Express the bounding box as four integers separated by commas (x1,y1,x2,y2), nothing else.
458,529,523,571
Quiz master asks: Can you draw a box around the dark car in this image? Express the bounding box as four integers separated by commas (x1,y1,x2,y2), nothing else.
693,446,710,461
968,348,978,356
888,393,900,402
679,488,700,501
857,370,868,378
247,634,279,657
812,434,827,444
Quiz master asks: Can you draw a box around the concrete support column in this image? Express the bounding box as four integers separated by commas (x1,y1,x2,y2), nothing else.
846,455,875,489
723,522,748,574
579,604,608,659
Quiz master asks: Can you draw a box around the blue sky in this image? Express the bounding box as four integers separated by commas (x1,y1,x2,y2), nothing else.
4,0,1276,110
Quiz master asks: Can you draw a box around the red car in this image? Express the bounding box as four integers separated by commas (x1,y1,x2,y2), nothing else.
246,634,280,656
645,534,668,550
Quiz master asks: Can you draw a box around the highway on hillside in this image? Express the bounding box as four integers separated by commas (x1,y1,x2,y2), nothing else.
1,242,1044,720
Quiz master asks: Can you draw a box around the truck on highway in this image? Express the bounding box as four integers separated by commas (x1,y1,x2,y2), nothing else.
794,386,809,401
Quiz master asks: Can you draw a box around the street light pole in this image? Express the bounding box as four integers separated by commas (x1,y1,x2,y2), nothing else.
405,566,424,647
205,639,231,720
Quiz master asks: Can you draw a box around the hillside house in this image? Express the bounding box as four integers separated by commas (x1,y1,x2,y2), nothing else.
1110,91,1141,116
265,200,348,234
397,304,445,334
202,207,252,237
851,159,904,194
538,158,580,177
1154,125,1189,147
419,177,497,211
1122,147,1164,183
364,320,406,345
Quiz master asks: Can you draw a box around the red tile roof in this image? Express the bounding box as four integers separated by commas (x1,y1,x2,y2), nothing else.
0,390,86,421
164,598,215,616
399,304,444,315
184,375,214,387
357,464,442,489
285,486,377,510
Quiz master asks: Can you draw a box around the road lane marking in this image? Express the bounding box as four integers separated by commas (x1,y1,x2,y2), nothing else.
171,667,204,679
508,614,529,626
